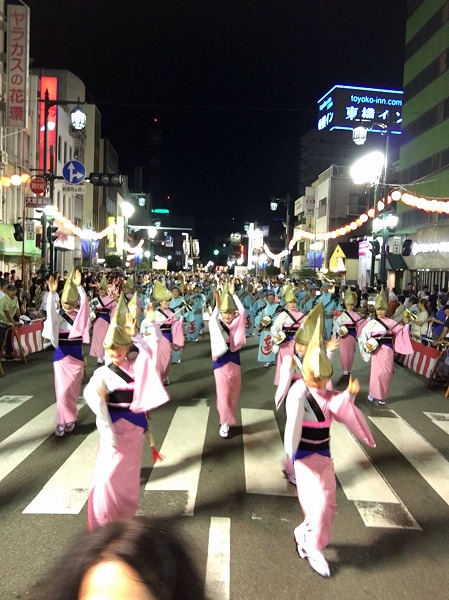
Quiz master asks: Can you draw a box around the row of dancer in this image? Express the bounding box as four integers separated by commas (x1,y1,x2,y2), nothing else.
41,271,411,578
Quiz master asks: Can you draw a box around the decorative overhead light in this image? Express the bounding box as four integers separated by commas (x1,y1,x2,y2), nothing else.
70,104,87,131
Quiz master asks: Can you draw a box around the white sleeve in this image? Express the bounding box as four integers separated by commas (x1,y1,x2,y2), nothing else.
284,380,306,459
209,307,229,359
83,367,117,447
42,291,60,347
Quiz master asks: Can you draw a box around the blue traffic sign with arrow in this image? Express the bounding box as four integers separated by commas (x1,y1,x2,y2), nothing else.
62,160,86,184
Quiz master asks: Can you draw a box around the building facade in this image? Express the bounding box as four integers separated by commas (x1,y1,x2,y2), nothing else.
396,0,449,289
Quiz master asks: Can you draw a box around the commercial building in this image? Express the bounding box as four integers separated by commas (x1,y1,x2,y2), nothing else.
396,0,449,290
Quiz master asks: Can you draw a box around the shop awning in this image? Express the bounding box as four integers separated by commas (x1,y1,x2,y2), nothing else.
0,223,41,257
387,254,408,270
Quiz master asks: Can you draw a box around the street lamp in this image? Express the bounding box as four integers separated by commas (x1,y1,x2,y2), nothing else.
350,151,386,286
39,89,87,277
374,212,399,283
270,194,292,274
43,204,57,275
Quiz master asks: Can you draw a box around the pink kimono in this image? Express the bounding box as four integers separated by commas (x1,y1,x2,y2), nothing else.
271,308,304,385
333,310,366,373
141,308,184,383
89,294,117,359
358,316,413,401
84,333,170,529
281,379,375,554
42,288,90,427
209,295,246,426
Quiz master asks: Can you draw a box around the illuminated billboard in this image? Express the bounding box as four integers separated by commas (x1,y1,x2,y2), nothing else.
317,84,403,135
39,76,58,173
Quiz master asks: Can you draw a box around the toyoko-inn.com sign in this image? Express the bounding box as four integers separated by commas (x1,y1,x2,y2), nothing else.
317,84,403,135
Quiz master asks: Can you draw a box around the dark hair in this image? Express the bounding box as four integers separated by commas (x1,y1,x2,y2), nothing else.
29,517,207,600
418,298,428,309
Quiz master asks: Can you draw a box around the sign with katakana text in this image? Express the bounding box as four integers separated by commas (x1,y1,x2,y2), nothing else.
6,4,30,129
317,84,403,136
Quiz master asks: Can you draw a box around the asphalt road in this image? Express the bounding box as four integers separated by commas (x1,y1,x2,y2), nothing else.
1,332,449,600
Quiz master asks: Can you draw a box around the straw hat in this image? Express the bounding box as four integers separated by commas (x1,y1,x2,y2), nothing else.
220,280,237,312
103,293,132,348
374,286,388,310
294,302,324,345
344,289,358,306
283,285,296,303
153,280,172,302
98,274,108,292
122,274,136,294
302,312,333,381
61,269,79,305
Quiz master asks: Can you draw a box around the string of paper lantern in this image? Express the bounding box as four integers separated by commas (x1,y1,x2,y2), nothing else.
265,188,449,261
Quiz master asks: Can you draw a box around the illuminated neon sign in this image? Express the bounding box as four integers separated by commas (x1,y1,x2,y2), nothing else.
317,84,403,135
39,76,58,172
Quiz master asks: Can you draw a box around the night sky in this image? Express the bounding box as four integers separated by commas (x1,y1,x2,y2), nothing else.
24,0,407,252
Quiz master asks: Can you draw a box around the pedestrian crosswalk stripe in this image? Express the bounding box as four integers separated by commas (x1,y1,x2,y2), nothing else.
0,395,33,419
0,405,55,484
241,408,295,497
144,399,209,516
205,517,230,600
424,412,449,435
332,420,420,529
370,410,449,507
23,431,98,514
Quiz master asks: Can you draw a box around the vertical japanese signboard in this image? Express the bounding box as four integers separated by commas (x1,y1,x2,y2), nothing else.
6,4,30,129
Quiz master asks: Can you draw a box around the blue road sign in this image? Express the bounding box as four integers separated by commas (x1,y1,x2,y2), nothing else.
62,160,86,184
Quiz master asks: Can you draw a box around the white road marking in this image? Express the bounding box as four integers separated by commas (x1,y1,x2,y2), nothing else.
332,419,420,529
144,400,209,515
0,405,56,483
23,431,98,514
205,517,230,600
0,395,32,418
424,411,449,435
371,410,449,507
241,408,296,496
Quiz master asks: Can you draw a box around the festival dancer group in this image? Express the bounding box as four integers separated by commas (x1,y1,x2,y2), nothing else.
42,272,414,578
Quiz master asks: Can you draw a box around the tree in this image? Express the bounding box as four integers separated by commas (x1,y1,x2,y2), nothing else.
265,264,281,277
105,254,123,269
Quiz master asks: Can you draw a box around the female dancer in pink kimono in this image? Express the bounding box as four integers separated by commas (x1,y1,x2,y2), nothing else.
42,269,90,437
278,313,376,578
358,287,413,406
209,280,246,438
89,275,117,365
84,293,170,529
333,289,366,376
271,285,304,386
275,304,337,486
144,280,184,385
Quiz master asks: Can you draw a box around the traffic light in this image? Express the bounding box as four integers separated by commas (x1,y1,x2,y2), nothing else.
402,239,412,256
370,240,380,256
13,223,23,242
47,226,58,243
88,173,124,187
